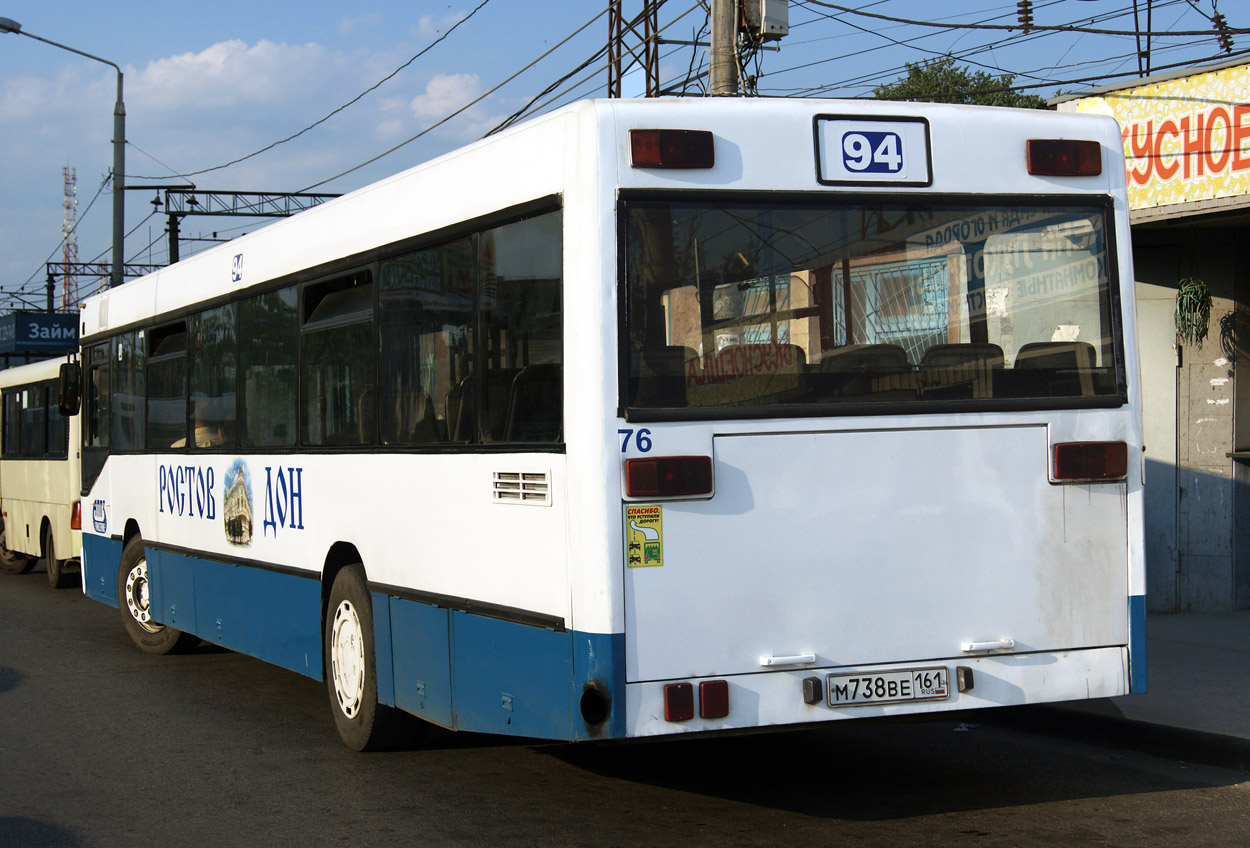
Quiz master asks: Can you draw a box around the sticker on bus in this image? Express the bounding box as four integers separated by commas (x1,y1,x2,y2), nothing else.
625,505,664,568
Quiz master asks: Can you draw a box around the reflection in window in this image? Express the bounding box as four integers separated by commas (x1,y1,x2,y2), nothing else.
378,238,473,445
190,304,237,448
301,271,374,446
240,287,297,448
147,322,188,449
112,331,145,451
625,200,1121,411
478,211,563,443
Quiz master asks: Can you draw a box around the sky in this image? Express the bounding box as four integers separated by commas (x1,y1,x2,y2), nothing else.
0,0,1243,312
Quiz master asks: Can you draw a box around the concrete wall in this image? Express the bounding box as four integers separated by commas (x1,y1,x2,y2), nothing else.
1133,227,1247,611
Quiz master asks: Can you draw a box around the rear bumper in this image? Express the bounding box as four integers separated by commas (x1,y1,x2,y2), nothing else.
625,645,1128,738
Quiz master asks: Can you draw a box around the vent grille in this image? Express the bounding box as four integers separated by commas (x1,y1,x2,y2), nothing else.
492,471,551,506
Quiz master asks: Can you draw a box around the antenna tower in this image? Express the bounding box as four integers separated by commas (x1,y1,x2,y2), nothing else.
61,165,79,311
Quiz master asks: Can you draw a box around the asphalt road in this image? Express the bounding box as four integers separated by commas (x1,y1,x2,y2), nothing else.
2,567,1248,848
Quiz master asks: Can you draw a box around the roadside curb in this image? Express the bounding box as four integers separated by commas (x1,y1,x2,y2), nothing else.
992,705,1250,772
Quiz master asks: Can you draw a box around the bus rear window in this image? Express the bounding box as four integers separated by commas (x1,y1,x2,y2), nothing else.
623,197,1124,414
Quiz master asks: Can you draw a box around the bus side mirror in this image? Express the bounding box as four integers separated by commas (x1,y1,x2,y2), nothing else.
58,362,81,416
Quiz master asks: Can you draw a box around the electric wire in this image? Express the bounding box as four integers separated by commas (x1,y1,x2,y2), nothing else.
298,3,617,191
128,0,496,182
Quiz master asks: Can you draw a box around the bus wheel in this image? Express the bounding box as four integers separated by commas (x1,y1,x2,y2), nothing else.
0,519,34,575
117,537,196,655
45,526,74,589
325,565,415,751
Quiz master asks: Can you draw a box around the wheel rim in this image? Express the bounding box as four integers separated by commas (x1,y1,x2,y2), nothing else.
331,599,365,719
0,523,16,565
124,557,161,633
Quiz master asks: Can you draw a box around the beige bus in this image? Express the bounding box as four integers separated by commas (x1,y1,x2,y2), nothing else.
0,357,81,588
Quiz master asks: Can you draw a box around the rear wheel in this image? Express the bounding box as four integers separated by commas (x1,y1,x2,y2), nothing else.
45,525,74,589
117,537,197,654
0,519,34,575
325,565,417,751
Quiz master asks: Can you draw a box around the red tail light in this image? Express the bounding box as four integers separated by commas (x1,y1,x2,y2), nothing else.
630,129,715,169
71,501,81,530
1027,139,1102,176
1053,441,1128,481
699,680,730,719
625,456,713,498
664,682,694,722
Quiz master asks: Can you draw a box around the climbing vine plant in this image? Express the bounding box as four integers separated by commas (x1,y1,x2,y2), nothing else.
1175,277,1212,346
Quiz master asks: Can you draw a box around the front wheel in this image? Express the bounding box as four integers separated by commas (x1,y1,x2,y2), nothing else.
0,519,34,575
117,537,197,654
325,565,417,751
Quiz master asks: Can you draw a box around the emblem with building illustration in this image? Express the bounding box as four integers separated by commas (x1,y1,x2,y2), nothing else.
223,459,254,546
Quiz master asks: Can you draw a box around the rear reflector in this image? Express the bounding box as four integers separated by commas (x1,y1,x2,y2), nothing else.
1027,139,1102,176
1053,441,1128,481
664,682,694,721
630,129,715,169
699,680,730,719
71,501,81,531
625,456,714,498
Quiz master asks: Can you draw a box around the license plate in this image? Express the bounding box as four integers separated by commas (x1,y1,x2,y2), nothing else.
826,666,950,707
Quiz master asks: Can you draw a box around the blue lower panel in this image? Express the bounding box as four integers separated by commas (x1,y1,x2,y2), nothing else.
1129,593,1148,694
571,630,626,742
450,611,574,739
81,533,122,606
147,550,322,680
385,598,625,740
389,598,453,727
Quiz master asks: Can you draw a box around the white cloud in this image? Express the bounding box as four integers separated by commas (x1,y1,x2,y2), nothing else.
132,40,330,112
409,73,482,119
338,13,383,35
416,12,468,39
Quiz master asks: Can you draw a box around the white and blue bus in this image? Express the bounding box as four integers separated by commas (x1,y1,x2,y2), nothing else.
0,356,82,588
77,98,1145,749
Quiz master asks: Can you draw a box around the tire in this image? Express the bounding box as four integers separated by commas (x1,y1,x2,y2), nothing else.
0,519,34,576
325,565,417,751
117,537,197,655
45,525,75,590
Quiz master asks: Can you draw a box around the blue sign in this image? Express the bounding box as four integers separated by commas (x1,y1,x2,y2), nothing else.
0,311,77,354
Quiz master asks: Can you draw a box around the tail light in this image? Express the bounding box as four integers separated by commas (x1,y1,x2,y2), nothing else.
71,501,81,530
630,129,715,169
1052,441,1128,481
625,456,713,498
664,682,694,721
1027,139,1101,176
699,680,730,719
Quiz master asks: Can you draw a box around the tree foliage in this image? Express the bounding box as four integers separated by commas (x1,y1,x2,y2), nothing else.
873,56,1047,109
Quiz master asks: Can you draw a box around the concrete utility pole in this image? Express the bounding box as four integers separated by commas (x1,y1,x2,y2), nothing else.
709,0,739,95
0,17,126,289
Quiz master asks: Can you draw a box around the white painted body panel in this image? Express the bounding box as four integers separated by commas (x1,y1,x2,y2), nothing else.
0,357,82,561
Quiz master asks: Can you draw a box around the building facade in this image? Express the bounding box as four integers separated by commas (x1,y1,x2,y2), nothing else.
1059,59,1250,611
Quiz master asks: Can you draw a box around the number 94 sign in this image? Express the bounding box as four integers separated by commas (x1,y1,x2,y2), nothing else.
815,115,932,187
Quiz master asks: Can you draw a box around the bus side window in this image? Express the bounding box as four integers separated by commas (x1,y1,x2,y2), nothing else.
239,286,297,449
378,238,473,446
189,304,237,449
112,331,145,451
146,323,188,449
301,271,374,447
478,210,562,445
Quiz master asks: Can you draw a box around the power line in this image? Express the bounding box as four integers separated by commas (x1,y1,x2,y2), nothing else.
299,3,617,192
802,1,1248,37
127,0,496,182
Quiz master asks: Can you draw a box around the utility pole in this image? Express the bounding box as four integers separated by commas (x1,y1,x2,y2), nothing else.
608,1,660,97
709,0,739,95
